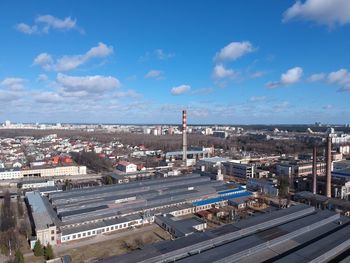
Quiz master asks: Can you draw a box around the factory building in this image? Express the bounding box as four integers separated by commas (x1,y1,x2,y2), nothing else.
0,165,87,180
25,174,252,245
276,162,326,177
26,191,57,249
155,214,206,238
223,161,255,179
101,204,350,263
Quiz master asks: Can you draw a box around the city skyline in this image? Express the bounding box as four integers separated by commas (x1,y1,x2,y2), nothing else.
1,0,350,124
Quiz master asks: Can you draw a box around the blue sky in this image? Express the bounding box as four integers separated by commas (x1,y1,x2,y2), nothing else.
1,0,350,124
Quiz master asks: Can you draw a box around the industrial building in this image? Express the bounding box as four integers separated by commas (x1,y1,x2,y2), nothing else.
0,165,87,180
100,204,350,263
25,174,252,245
223,161,255,179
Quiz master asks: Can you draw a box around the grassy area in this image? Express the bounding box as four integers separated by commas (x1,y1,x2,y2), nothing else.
57,227,170,262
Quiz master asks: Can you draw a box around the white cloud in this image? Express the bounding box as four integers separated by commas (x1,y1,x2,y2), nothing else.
140,49,175,61
145,70,163,79
33,92,63,103
154,49,175,60
33,42,113,72
212,64,236,79
327,68,350,91
15,23,38,34
0,77,26,91
56,73,120,96
214,41,254,62
37,74,48,82
249,96,267,102
273,101,290,113
171,84,191,95
33,53,54,70
113,89,141,98
267,67,303,88
283,0,350,27
16,15,82,35
308,73,325,82
0,90,22,102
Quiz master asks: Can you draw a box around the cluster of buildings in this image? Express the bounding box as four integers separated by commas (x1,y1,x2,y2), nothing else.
25,173,253,247
102,204,350,263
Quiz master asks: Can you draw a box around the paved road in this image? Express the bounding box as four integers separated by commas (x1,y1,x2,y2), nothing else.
54,224,158,254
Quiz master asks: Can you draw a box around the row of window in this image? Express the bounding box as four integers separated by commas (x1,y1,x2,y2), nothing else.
61,221,141,242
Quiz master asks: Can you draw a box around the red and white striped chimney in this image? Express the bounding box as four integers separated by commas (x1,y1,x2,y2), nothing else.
182,110,187,166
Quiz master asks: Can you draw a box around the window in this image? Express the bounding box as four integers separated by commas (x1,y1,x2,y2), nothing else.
51,236,54,241
106,227,109,231
92,231,95,234
73,235,76,239
78,234,81,238
51,230,55,234
111,226,114,230
88,232,91,236
102,229,105,232
83,233,86,237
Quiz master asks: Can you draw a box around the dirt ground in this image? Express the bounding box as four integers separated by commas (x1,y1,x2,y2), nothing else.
56,225,171,263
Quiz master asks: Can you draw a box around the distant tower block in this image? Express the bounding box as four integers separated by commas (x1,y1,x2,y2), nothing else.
326,136,332,198
182,110,187,166
312,146,317,194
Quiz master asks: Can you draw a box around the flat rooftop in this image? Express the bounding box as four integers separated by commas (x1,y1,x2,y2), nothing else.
100,204,349,263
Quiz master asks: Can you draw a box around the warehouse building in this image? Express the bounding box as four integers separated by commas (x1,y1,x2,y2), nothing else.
101,204,350,263
155,214,206,238
0,165,87,180
26,174,252,245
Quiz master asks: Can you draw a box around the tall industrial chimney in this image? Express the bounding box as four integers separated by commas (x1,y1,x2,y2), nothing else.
182,110,187,166
326,136,332,198
312,146,317,194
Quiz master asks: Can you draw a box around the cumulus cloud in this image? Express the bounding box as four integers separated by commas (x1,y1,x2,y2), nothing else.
212,64,236,79
33,42,113,72
327,68,350,91
37,74,49,82
0,77,26,91
15,23,38,34
113,89,141,98
283,0,350,27
16,14,82,34
0,77,26,102
33,91,64,103
308,73,325,82
145,70,164,79
56,73,120,97
266,67,303,88
171,84,191,95
214,41,255,62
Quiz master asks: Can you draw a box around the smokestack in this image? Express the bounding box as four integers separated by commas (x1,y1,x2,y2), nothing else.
182,110,187,166
326,136,332,197
312,146,317,194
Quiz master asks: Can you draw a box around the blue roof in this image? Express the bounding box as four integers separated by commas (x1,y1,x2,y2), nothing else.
217,187,245,195
192,191,252,206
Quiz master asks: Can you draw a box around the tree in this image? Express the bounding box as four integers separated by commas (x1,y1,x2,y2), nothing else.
17,196,24,218
15,249,24,263
33,240,44,257
44,244,54,260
